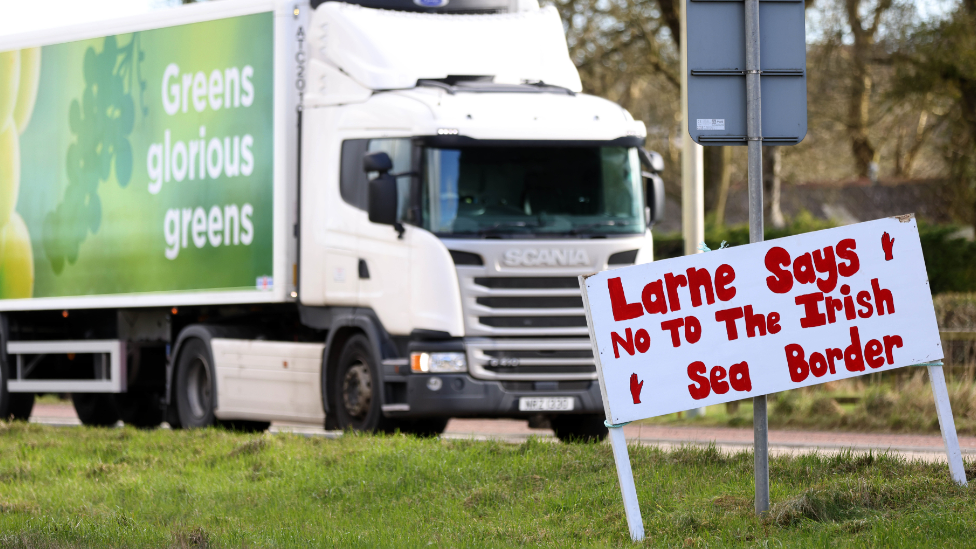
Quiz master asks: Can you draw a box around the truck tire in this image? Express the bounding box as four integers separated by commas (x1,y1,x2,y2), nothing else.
218,419,271,433
332,334,394,432
71,393,120,427
174,338,216,429
3,393,34,421
115,391,164,429
551,414,608,443
397,418,449,438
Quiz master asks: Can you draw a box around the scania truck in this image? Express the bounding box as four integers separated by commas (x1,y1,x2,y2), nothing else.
0,0,664,440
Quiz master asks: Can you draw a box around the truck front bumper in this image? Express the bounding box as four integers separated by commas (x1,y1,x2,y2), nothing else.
389,374,604,418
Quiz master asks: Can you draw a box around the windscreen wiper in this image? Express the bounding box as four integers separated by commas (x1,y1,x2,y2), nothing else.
474,220,544,236
569,220,634,234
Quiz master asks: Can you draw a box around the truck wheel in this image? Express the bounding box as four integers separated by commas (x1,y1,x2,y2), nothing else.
174,339,216,428
115,391,164,429
397,418,449,438
332,334,392,432
71,393,120,427
4,393,34,421
218,419,271,433
551,414,608,443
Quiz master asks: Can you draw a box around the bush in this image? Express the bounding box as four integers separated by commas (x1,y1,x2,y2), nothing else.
652,210,835,260
861,389,896,416
653,213,976,294
808,395,844,418
772,391,800,416
918,224,976,294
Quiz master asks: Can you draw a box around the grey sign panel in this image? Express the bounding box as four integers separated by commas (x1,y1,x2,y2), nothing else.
686,0,807,146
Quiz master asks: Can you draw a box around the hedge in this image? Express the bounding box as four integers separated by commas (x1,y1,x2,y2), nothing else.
652,212,976,295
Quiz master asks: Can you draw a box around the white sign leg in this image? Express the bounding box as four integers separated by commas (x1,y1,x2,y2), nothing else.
927,364,968,486
608,426,644,541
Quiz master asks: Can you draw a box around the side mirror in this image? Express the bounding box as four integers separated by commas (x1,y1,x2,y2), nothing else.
363,151,393,173
368,173,398,226
364,150,405,238
638,148,665,173
644,171,665,227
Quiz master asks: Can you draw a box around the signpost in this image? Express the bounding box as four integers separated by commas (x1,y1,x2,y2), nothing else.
580,216,967,542
684,0,807,519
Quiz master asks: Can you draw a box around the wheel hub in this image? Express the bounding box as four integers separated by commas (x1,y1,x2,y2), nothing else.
342,362,372,418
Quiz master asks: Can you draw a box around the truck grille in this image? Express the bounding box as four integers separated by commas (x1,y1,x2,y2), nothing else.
459,274,589,337
473,277,579,289
465,338,597,381
475,296,583,308
446,237,647,380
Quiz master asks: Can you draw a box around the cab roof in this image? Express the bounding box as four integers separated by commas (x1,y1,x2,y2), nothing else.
309,2,582,92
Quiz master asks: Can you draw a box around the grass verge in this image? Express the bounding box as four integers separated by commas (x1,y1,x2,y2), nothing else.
1,422,975,547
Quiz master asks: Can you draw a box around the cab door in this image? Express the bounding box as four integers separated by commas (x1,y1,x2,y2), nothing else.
355,138,414,335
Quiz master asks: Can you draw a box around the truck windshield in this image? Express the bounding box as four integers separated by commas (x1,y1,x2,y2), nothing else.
422,146,646,237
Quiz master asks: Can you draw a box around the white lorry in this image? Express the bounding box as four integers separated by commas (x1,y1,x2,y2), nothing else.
0,0,664,440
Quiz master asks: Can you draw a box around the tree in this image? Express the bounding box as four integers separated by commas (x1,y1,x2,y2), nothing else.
704,146,732,225
763,147,786,228
842,0,897,178
892,0,976,228
552,0,742,223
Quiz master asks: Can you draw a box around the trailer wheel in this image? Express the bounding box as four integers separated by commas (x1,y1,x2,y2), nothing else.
174,339,216,428
115,391,164,429
71,394,120,427
4,393,34,421
332,334,392,432
551,414,608,443
0,351,34,421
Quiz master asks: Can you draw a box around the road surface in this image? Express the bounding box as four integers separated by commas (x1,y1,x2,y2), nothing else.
29,402,976,463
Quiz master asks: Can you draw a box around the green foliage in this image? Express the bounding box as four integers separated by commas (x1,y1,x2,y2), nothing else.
654,214,976,294
649,372,976,435
653,210,836,260
934,293,976,330
891,8,976,225
43,34,146,274
1,423,975,547
773,390,801,416
917,224,976,294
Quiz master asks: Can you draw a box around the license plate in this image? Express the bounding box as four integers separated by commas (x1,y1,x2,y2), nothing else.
518,397,574,412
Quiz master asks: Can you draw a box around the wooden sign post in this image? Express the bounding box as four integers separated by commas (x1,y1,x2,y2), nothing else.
579,215,967,542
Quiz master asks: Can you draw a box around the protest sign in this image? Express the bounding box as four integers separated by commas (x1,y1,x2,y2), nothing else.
581,215,941,425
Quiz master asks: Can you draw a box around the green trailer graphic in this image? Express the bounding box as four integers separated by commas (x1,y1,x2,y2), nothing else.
0,12,274,301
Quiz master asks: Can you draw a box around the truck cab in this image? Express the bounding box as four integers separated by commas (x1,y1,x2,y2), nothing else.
299,0,664,439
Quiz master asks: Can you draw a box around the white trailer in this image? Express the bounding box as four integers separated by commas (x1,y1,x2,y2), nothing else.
0,0,664,440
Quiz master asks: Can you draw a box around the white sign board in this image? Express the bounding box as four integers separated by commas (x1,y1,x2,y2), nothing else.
581,216,943,425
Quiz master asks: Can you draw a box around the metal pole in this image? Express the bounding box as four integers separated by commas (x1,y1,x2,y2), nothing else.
680,0,705,259
744,0,769,515
681,0,707,419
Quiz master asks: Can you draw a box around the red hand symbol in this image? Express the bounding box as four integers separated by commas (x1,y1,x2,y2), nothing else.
630,373,643,404
882,232,895,261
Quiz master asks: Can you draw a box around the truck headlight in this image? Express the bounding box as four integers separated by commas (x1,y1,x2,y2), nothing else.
411,352,467,373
